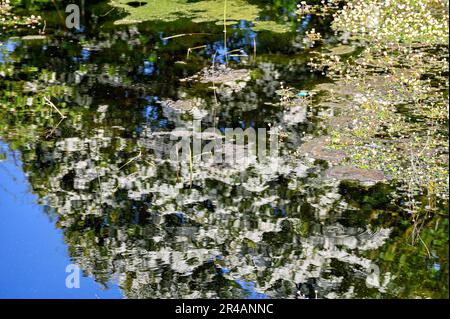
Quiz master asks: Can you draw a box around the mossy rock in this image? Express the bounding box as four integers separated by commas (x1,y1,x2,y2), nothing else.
325,166,388,183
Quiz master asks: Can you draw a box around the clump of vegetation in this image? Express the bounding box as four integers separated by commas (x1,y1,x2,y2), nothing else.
296,0,340,18
332,0,449,45
306,0,449,246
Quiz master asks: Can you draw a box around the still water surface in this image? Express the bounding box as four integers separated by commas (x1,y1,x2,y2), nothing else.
0,1,447,299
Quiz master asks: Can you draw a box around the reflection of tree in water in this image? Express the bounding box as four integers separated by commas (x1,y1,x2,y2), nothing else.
1,8,447,298
13,88,394,298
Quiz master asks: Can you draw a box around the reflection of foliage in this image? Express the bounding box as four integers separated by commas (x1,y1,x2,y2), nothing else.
366,216,448,298
0,2,448,299
339,181,448,298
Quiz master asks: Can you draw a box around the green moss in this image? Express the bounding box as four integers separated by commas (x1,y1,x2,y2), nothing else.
109,0,289,32
251,20,289,33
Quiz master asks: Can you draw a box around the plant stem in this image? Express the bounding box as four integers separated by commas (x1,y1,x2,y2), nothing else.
224,0,228,64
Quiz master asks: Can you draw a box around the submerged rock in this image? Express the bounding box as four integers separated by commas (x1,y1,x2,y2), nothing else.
325,166,388,183
181,65,251,91
299,137,347,164
328,45,356,56
160,98,206,113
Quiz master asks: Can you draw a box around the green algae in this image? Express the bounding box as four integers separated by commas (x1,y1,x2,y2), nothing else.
109,0,289,32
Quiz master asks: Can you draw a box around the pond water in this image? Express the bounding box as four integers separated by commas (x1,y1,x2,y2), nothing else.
0,1,448,299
